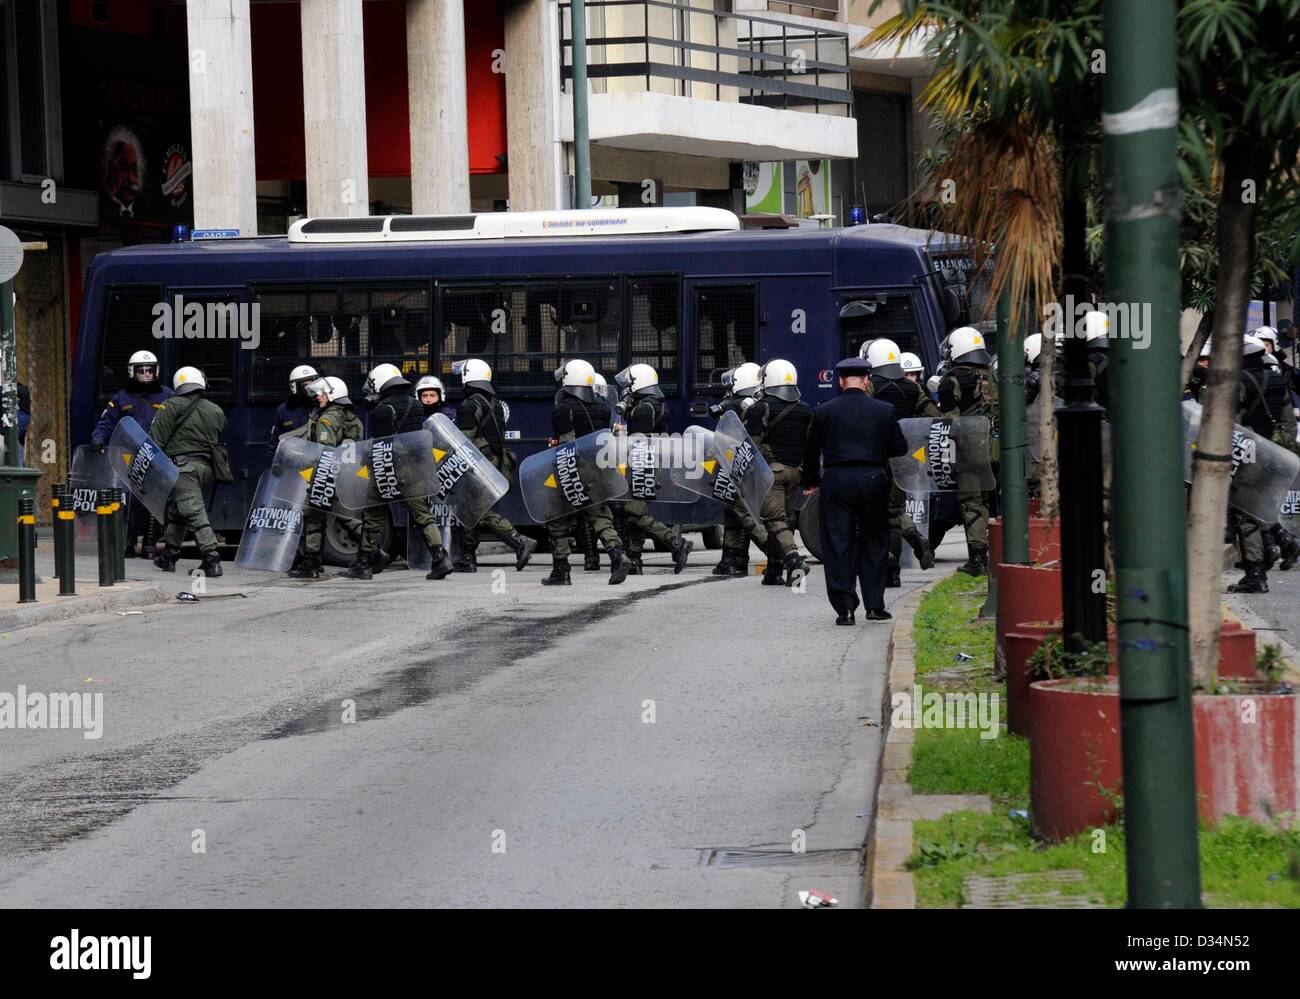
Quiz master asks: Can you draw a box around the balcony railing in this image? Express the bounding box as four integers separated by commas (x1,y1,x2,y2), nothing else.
558,0,852,117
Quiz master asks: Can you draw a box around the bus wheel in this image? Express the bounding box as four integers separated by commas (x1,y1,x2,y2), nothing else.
320,514,392,568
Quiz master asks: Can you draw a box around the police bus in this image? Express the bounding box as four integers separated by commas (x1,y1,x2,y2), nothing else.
70,207,990,562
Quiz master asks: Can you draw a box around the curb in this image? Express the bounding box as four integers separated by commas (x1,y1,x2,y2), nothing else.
0,584,168,633
865,579,934,909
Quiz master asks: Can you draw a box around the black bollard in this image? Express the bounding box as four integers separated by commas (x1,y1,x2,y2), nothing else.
17,495,37,603
96,489,114,588
112,488,127,582
53,485,76,596
51,486,63,580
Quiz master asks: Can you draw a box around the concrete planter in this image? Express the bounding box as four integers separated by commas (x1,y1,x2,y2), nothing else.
988,517,1062,583
1029,677,1298,841
994,563,1063,683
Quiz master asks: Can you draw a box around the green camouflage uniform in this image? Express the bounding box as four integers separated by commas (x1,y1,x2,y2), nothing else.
150,393,226,554
303,402,364,556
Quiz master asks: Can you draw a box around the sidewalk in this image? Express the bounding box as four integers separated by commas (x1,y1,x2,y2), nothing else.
0,547,168,632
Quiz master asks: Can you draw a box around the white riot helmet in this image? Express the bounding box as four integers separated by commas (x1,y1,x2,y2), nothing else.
1263,352,1280,368
325,376,351,405
592,372,611,401
761,358,800,401
289,363,319,396
173,366,206,395
555,358,597,402
948,326,992,366
1084,310,1110,347
362,362,407,403
1199,340,1213,358
1243,334,1266,357
721,362,762,397
415,375,445,402
453,358,494,394
614,362,662,398
900,352,924,376
926,374,942,396
1024,334,1042,364
1253,326,1278,352
127,350,159,380
304,376,331,402
862,339,904,379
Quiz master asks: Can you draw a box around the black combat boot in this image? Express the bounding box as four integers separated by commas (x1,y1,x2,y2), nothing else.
541,556,572,586
712,549,736,575
608,547,632,585
1272,526,1299,571
425,545,453,581
958,543,989,577
670,536,693,574
887,558,902,588
578,516,600,571
372,547,392,574
1227,562,1269,593
452,547,478,573
904,526,935,569
287,554,323,579
142,517,162,559
761,556,785,585
338,554,374,580
153,547,179,572
123,536,138,558
627,553,644,575
783,548,810,586
199,551,223,578
506,532,538,571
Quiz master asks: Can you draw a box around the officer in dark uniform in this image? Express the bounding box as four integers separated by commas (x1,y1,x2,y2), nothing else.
268,363,320,460
340,364,455,580
453,358,537,572
91,349,173,556
540,359,633,586
1083,311,1110,412
1228,334,1300,593
150,366,227,577
864,338,938,585
801,357,908,625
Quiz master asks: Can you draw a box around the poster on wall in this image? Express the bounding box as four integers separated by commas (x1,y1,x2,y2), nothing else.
794,160,832,219
744,162,784,214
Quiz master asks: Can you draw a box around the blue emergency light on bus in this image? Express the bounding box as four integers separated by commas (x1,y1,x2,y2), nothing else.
70,207,992,549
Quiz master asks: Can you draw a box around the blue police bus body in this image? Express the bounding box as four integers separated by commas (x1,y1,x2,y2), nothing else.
71,221,982,536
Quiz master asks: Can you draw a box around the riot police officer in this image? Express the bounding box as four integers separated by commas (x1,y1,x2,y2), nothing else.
1084,311,1110,411
416,375,446,418
709,362,770,578
541,359,633,586
744,359,814,586
938,327,999,576
151,366,227,577
865,339,938,585
91,349,174,556
802,357,908,624
288,376,365,579
1023,334,1043,405
615,362,692,573
1228,335,1300,593
339,364,455,580
269,363,320,459
453,358,537,572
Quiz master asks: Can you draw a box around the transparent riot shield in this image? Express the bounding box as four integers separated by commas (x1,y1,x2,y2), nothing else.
235,471,307,572
668,411,772,516
891,416,996,494
69,445,116,553
1025,398,1062,465
1182,400,1300,522
616,433,701,504
406,495,463,571
1281,466,1300,540
423,413,510,528
267,436,346,514
900,490,931,568
518,429,628,523
332,430,441,513
107,415,179,523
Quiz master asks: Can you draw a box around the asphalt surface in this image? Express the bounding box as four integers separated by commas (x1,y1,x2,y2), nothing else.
1222,557,1300,671
0,539,961,908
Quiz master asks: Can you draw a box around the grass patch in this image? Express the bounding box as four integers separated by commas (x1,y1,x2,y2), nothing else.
910,812,1300,909
900,572,1300,909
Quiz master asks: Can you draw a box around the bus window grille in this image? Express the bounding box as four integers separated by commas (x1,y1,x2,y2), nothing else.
843,296,923,361
694,286,757,392
167,294,242,401
97,286,162,402
627,276,681,394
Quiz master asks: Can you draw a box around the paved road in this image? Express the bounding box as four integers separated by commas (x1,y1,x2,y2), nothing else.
0,540,961,908
1223,558,1300,672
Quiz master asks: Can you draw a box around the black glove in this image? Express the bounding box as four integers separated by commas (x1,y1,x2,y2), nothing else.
90,443,106,453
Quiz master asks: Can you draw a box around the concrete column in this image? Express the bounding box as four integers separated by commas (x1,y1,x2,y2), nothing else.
407,0,470,214
301,0,369,217
186,0,258,234
504,0,565,210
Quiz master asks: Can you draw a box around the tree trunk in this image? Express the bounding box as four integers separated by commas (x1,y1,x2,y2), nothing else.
1179,309,1215,390
1037,335,1060,519
1186,143,1257,688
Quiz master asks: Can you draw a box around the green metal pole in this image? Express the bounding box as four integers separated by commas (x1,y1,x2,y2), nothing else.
1103,0,1201,908
571,0,592,208
997,289,1029,565
1,280,17,466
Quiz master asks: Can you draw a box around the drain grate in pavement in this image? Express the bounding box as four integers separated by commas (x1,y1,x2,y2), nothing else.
961,870,1106,908
699,848,862,869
